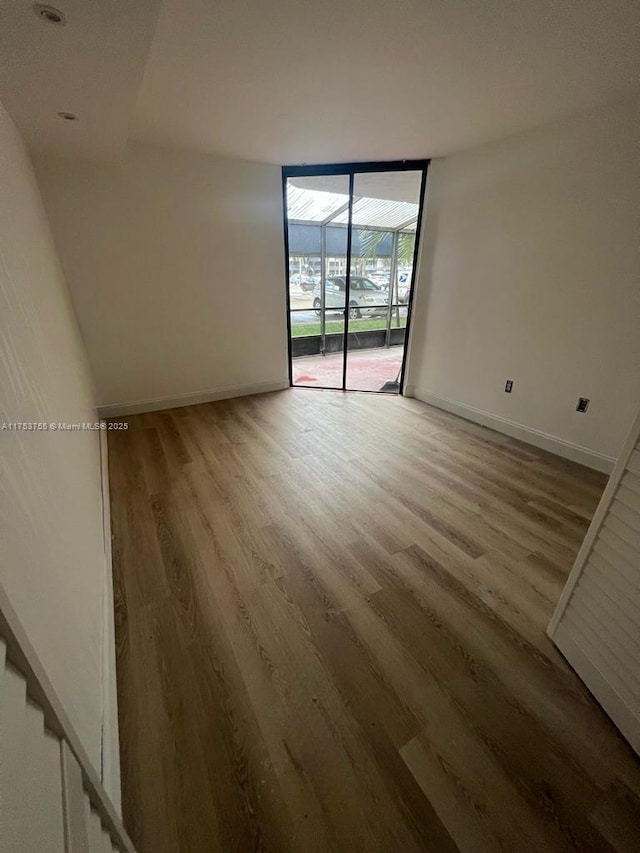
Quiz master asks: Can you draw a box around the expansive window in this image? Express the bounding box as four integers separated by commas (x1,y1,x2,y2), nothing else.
283,161,429,393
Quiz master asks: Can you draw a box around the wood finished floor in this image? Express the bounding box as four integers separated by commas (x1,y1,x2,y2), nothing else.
108,390,640,853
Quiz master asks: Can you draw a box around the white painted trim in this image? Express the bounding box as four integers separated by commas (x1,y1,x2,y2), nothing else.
61,741,91,853
547,408,640,635
400,170,432,393
553,623,640,756
406,388,615,473
0,582,135,853
99,424,121,815
97,378,290,418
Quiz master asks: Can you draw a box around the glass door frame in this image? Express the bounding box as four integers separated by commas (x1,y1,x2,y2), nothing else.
282,159,430,394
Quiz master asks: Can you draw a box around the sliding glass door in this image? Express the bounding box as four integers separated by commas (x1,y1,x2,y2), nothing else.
283,161,429,394
346,170,423,392
285,174,349,389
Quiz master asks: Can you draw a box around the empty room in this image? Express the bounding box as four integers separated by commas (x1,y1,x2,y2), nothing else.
1,1,640,851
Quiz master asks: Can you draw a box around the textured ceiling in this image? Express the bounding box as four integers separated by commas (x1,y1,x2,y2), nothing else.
1,0,639,163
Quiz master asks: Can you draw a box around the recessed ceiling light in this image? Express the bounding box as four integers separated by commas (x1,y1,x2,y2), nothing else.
58,111,78,121
33,4,66,25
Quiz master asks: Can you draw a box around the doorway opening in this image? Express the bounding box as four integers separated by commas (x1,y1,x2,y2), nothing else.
283,161,429,394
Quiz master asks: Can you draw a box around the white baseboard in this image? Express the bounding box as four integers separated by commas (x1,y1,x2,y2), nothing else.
97,378,290,418
98,424,121,815
406,388,615,473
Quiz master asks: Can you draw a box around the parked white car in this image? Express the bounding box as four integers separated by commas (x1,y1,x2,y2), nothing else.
370,272,390,288
313,276,388,319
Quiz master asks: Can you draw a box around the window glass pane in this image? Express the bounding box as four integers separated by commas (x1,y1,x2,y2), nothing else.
286,175,349,388
346,171,421,393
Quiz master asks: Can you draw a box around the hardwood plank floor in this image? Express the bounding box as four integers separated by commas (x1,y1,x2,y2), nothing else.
107,389,640,853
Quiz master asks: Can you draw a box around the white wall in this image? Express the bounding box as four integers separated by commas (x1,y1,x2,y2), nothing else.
407,95,640,470
0,101,106,771
34,143,289,413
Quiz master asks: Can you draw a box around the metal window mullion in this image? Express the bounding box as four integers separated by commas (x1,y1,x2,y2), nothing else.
283,159,430,179
342,172,355,391
282,172,294,386
320,223,326,353
385,230,399,347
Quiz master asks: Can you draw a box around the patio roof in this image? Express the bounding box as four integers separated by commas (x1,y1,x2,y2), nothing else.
286,185,419,231
332,197,419,230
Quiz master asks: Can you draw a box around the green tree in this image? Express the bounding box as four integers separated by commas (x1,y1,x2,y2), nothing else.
358,230,415,266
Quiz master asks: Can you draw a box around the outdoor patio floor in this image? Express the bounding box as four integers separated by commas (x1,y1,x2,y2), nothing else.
292,346,404,392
